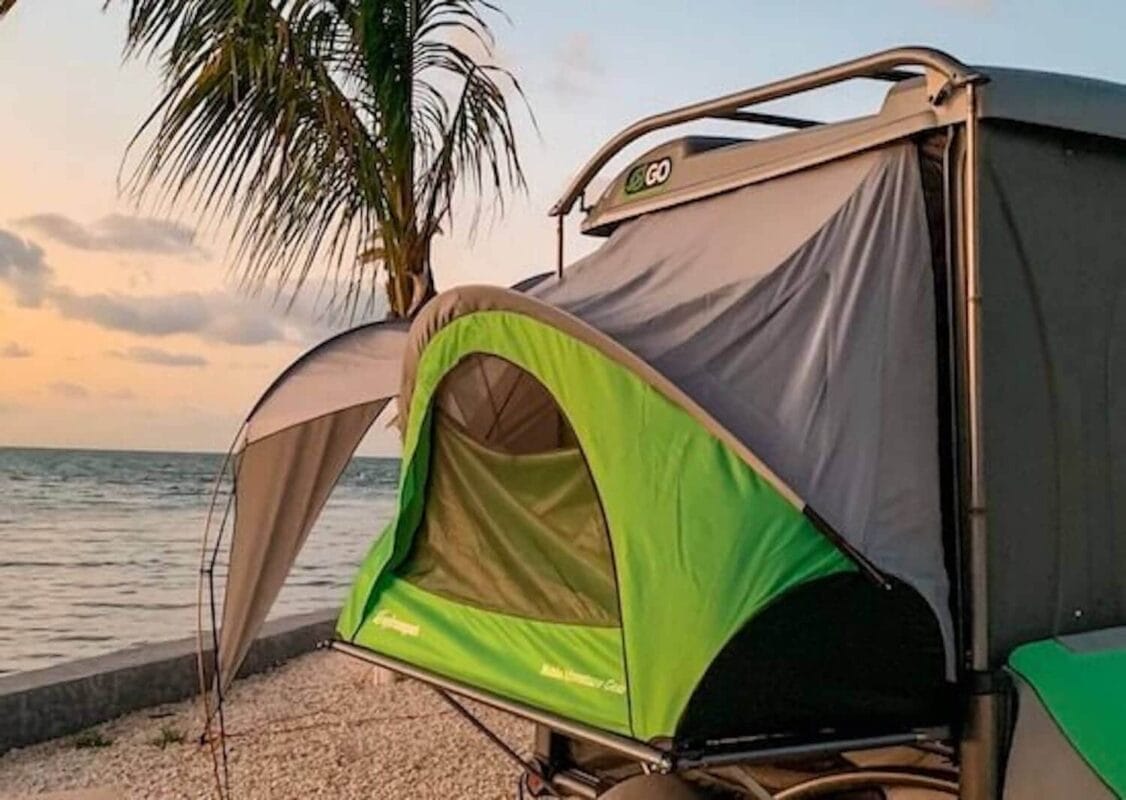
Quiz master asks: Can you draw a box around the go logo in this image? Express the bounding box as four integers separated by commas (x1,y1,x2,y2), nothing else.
624,156,672,195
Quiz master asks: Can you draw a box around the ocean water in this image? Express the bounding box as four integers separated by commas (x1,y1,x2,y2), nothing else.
0,447,399,676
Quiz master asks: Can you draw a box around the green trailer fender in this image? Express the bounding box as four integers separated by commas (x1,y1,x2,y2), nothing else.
1008,632,1126,797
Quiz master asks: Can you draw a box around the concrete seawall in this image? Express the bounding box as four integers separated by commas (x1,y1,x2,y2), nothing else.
0,608,338,753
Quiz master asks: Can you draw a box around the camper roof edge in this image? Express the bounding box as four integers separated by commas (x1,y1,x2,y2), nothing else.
548,47,982,219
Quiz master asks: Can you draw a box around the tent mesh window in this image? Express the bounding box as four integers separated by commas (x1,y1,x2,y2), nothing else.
395,354,620,626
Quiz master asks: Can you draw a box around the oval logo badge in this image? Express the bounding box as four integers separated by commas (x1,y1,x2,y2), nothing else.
624,156,672,195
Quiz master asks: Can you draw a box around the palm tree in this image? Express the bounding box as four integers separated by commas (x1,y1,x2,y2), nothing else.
1,1,529,319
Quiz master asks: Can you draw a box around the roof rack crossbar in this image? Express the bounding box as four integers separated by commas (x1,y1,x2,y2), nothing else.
869,68,924,82
550,46,984,217
711,110,821,129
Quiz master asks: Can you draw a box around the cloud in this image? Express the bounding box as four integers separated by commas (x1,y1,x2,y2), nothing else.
549,32,602,100
0,228,51,307
106,388,137,401
51,288,287,345
18,213,206,257
110,346,208,368
49,381,89,400
1,341,32,358
0,227,348,348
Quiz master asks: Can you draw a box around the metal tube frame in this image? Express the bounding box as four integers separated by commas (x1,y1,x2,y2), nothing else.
962,83,988,678
714,110,822,129
957,80,1005,800
550,771,600,799
549,46,983,219
332,640,950,785
673,729,948,771
774,770,959,799
330,641,673,769
939,125,968,690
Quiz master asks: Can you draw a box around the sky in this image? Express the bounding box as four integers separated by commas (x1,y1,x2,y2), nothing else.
2,0,1126,454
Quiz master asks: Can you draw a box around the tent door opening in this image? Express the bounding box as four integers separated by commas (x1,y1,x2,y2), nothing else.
395,353,621,629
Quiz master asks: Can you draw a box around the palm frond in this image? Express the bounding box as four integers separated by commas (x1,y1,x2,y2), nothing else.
118,0,529,319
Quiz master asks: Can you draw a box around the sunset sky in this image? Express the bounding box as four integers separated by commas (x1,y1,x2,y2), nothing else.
3,0,1126,454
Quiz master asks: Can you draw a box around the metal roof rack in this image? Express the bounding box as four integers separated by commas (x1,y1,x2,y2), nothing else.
550,47,983,218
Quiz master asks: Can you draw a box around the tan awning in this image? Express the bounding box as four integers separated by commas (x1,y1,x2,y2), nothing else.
214,321,407,692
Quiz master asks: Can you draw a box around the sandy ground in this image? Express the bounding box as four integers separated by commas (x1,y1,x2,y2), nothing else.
0,650,532,799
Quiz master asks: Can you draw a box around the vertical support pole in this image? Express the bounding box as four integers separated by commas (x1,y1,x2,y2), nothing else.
962,684,1003,800
958,82,1002,800
555,214,565,279
963,82,988,678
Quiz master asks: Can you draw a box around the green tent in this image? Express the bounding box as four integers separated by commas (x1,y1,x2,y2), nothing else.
339,298,855,740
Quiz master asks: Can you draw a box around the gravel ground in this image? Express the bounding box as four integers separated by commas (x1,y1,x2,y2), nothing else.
0,651,532,799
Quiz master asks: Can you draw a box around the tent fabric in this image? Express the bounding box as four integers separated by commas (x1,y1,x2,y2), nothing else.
677,573,948,742
433,353,577,453
979,67,1126,144
350,577,632,733
218,400,387,690
214,320,408,691
1006,633,1126,796
532,142,951,662
401,285,802,508
398,410,618,626
977,122,1126,663
240,321,408,446
339,308,854,739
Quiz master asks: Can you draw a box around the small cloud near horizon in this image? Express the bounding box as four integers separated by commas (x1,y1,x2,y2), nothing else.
110,346,208,368
48,381,90,400
17,213,207,258
1,341,32,358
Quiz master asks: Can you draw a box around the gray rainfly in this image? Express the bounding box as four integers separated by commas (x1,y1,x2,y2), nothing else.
201,47,1126,798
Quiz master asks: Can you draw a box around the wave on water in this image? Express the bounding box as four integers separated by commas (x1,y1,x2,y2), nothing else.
0,446,400,675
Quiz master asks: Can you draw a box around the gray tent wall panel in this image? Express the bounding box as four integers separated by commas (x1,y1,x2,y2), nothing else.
533,142,952,665
979,67,1126,144
978,121,1126,665
1002,674,1116,799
